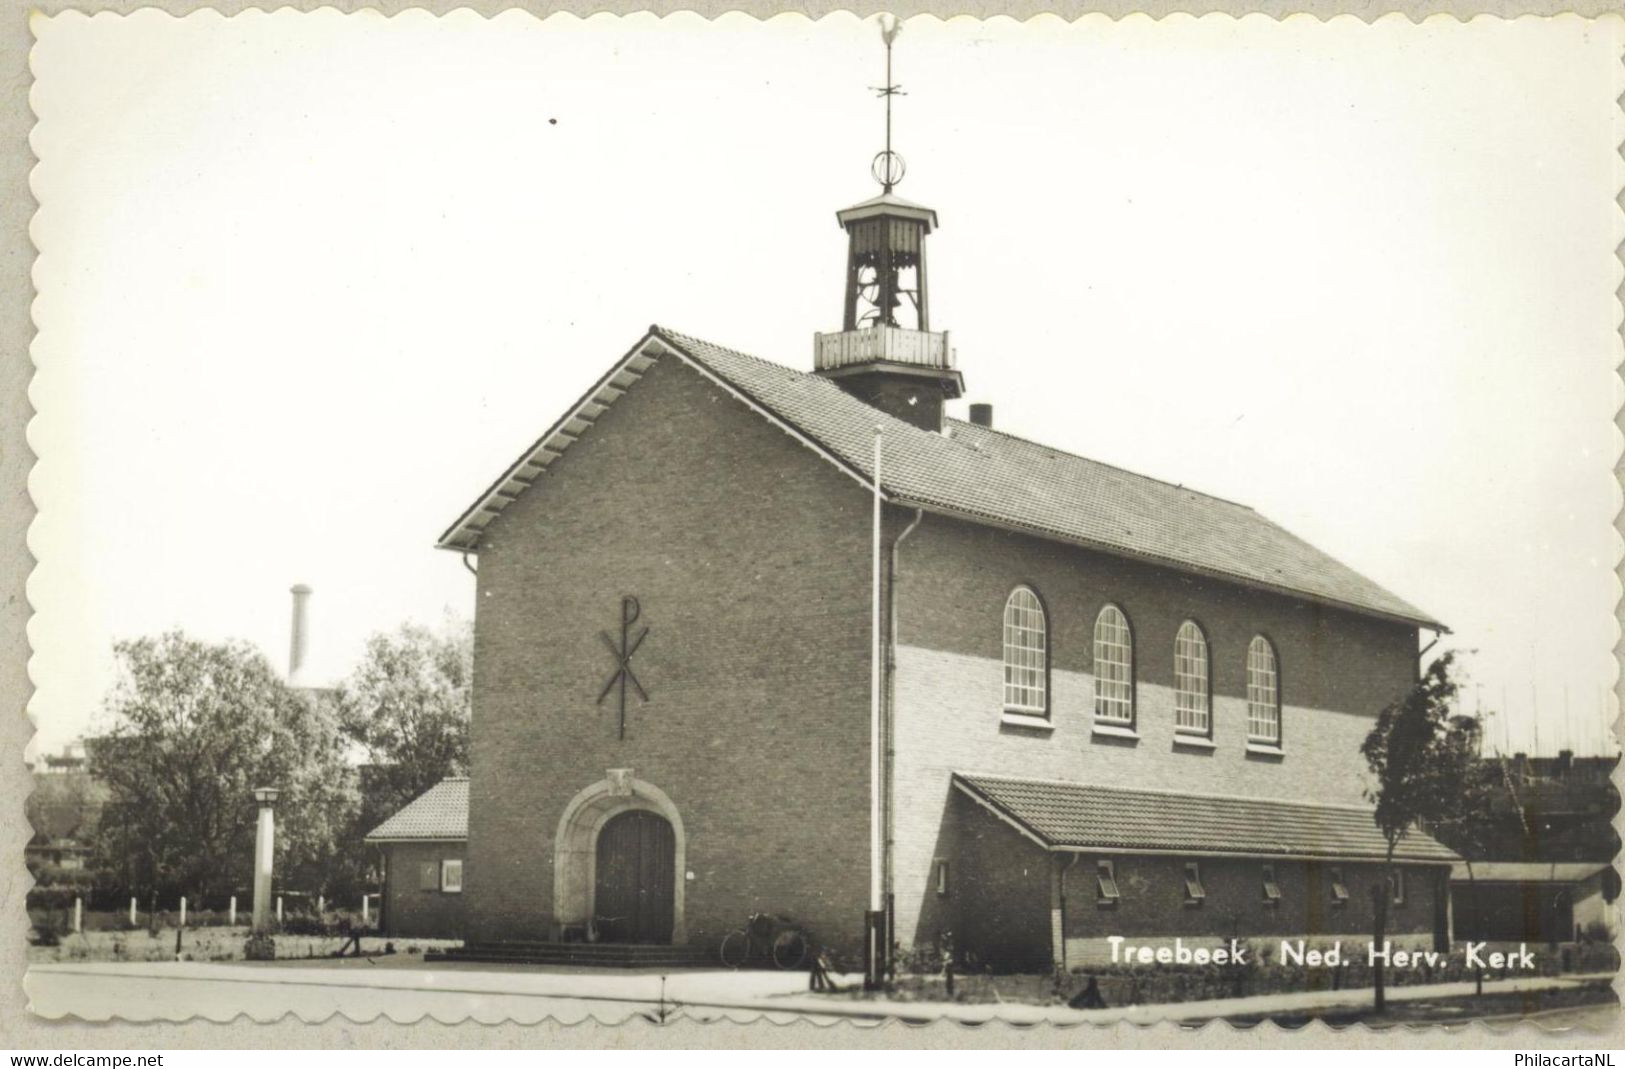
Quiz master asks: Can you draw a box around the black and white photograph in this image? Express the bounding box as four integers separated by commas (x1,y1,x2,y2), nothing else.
14,6,1624,1045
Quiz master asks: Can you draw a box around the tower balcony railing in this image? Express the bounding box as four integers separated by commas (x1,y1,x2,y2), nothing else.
814,326,954,373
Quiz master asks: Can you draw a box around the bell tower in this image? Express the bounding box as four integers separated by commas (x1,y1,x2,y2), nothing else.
814,19,963,433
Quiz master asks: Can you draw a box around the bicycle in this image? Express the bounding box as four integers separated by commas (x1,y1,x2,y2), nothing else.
719,912,809,970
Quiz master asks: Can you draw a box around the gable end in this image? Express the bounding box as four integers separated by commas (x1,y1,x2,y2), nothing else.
438,328,881,553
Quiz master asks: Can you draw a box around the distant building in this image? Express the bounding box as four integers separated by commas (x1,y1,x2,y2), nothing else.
32,740,87,775
25,740,108,874
1438,751,1619,944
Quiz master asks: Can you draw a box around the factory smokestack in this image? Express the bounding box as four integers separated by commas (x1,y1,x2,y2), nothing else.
288,584,312,687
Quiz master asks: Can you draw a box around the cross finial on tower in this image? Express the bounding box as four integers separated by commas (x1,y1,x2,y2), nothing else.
871,16,906,193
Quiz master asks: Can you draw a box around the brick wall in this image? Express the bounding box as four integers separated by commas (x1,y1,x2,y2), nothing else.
889,512,1420,952
948,792,1444,969
464,352,874,952
1056,853,1443,967
382,841,467,940
457,343,1431,966
947,792,1055,971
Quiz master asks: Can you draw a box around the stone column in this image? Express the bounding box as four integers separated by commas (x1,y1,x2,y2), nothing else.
249,787,280,954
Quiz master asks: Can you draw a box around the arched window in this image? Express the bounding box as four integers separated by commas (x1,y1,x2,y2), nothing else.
1002,586,1047,716
1246,636,1281,744
1173,621,1210,735
1093,604,1134,725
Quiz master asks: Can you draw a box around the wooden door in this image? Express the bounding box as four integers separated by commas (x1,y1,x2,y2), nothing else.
594,809,676,944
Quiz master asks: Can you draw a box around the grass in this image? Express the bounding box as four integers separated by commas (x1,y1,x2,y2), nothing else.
27,925,457,964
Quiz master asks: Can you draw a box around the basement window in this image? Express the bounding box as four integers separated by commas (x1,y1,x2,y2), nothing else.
935,859,950,898
1261,863,1282,904
1096,860,1120,904
1183,861,1205,905
1329,867,1350,906
441,859,464,894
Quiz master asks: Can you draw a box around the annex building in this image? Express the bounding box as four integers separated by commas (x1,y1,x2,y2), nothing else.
400,151,1458,970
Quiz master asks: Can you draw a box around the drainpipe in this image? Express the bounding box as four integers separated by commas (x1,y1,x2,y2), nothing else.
1055,853,1081,972
870,428,884,920
885,509,925,920
1417,626,1446,678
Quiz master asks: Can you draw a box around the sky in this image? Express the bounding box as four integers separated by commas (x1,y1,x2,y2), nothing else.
26,12,1623,757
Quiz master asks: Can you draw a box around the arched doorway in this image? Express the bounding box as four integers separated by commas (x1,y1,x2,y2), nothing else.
553,771,687,944
593,809,676,943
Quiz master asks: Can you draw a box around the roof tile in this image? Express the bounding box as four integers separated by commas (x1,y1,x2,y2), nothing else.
655,328,1437,628
364,778,468,842
440,325,1438,629
955,772,1459,863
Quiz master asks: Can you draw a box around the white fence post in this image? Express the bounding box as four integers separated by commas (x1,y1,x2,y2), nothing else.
276,895,283,924
73,897,82,934
317,894,324,915
229,895,237,926
179,896,187,927
129,897,137,927
361,894,369,924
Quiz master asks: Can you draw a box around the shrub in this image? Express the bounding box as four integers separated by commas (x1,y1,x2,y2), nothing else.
277,912,338,937
244,933,276,960
25,886,84,911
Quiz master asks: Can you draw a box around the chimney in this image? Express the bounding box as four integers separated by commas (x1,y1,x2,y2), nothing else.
968,403,993,428
288,584,312,686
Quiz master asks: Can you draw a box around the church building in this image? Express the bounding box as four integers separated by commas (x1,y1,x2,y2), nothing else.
425,78,1457,971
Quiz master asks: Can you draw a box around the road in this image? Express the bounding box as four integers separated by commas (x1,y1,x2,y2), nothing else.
26,964,853,1026
1477,1001,1620,1030
25,961,1620,1030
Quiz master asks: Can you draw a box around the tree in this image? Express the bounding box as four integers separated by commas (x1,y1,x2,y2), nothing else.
90,632,358,909
26,763,108,844
334,618,473,853
1424,753,1504,994
1360,650,1481,1011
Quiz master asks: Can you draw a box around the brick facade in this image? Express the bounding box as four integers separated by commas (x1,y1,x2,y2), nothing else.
949,794,1444,970
887,511,1426,957
458,344,1442,967
381,840,467,940
465,353,874,953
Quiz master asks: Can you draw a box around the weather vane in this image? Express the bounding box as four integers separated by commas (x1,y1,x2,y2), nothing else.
871,16,906,193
